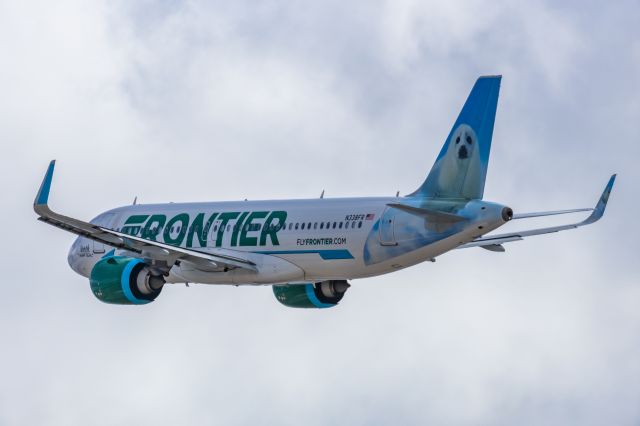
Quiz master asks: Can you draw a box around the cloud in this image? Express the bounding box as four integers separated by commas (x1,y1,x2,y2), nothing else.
0,0,638,425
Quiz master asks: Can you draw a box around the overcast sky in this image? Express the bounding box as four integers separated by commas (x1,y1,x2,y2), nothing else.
1,0,638,424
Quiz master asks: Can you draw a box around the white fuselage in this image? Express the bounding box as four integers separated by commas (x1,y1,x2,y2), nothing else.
67,196,509,286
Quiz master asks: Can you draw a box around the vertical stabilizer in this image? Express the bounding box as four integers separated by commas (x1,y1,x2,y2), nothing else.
410,76,501,200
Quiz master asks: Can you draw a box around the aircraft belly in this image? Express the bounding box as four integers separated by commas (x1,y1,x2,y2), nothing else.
166,253,304,285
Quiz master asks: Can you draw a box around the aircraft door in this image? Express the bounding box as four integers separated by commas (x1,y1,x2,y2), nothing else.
378,207,397,246
93,240,105,254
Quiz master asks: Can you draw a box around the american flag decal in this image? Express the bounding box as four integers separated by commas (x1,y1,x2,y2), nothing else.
366,213,375,220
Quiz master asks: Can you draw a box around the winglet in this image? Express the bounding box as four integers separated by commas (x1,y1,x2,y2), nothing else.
581,174,616,225
34,160,56,208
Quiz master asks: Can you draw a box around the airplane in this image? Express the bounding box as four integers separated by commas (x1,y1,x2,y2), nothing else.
34,75,616,308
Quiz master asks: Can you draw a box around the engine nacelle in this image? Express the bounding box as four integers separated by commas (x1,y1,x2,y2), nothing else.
272,280,350,309
89,256,164,305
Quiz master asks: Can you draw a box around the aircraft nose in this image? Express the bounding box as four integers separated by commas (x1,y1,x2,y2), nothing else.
67,242,78,270
67,238,87,277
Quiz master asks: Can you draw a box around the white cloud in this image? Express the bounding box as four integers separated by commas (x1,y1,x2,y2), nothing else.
0,0,638,425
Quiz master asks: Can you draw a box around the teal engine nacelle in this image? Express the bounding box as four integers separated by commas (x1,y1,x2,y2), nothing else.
89,256,165,305
273,280,350,309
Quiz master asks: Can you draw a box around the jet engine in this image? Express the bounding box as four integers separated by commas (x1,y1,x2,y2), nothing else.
273,280,350,309
89,256,165,305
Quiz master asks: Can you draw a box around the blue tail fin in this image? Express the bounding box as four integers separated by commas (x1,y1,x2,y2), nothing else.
410,75,501,200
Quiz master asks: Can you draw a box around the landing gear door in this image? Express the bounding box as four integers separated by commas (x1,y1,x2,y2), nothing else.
379,207,397,246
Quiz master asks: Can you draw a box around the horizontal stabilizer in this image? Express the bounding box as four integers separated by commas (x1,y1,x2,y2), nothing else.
458,175,616,250
387,203,467,223
512,208,592,219
480,244,505,252
462,235,523,249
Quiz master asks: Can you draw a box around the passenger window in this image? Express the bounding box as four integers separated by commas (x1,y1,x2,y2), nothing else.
289,223,293,230
352,221,356,228
295,223,299,230
301,223,305,230
307,222,311,229
339,222,343,229
320,223,324,229
332,222,337,229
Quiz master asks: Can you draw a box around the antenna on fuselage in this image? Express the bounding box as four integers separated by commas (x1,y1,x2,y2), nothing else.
396,191,400,197
133,196,137,205
320,190,325,199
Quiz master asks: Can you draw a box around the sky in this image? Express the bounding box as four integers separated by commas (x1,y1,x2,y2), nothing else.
1,0,639,424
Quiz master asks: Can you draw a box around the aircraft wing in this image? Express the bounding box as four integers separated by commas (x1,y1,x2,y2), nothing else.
34,160,257,271
458,175,616,251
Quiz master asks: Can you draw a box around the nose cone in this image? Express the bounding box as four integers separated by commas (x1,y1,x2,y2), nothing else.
68,238,90,278
67,242,80,274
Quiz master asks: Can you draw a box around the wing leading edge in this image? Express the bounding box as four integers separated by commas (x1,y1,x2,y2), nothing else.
34,160,257,271
459,174,616,250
